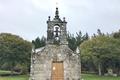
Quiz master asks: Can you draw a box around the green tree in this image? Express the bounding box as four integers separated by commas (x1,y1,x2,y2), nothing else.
67,31,89,51
113,30,120,39
67,33,77,51
80,35,120,76
0,33,32,74
32,36,46,49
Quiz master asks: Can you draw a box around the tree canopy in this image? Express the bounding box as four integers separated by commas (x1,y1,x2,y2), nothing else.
32,36,46,49
67,31,89,51
80,31,120,75
0,33,32,74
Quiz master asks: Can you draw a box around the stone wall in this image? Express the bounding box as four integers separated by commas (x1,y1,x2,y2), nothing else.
30,44,81,80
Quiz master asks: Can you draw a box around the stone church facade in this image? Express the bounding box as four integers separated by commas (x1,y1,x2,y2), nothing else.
30,8,81,80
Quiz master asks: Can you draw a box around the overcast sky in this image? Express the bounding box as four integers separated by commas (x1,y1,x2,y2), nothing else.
0,0,120,41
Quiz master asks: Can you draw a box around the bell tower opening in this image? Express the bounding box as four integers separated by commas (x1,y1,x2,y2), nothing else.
47,7,68,45
53,25,61,43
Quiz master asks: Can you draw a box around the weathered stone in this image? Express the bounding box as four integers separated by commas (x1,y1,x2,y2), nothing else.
29,7,81,80
30,45,81,80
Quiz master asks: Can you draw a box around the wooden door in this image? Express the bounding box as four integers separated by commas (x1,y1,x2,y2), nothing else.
52,61,64,80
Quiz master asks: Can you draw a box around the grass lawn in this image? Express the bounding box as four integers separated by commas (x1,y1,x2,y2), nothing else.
0,70,120,80
0,70,11,75
0,75,29,80
0,70,29,80
82,74,120,80
0,74,120,80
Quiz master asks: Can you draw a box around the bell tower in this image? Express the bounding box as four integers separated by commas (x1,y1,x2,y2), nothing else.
47,7,68,45
30,7,81,80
